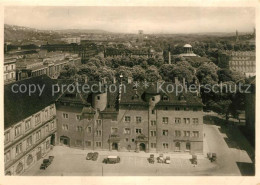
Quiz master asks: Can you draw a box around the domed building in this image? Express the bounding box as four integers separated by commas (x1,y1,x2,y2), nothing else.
179,44,197,57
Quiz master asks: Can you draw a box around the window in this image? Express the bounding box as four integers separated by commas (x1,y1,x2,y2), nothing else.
76,140,83,146
193,118,199,124
46,141,50,149
85,141,91,147
63,113,68,119
164,107,168,110
175,107,180,111
184,131,190,137
97,96,100,100
87,127,92,133
50,121,55,130
96,142,102,147
136,116,142,123
162,117,169,124
175,118,181,124
151,120,156,126
35,114,41,124
50,106,54,116
152,110,155,114
4,131,10,143
163,143,169,149
16,143,22,156
193,131,199,138
62,124,69,131
175,130,181,137
152,97,155,101
76,115,81,120
132,139,135,142
45,124,49,133
125,138,129,142
193,108,198,111
186,142,191,150
163,95,169,101
150,131,156,137
96,119,102,127
15,125,22,137
4,150,11,163
96,130,102,136
36,130,41,141
136,129,142,134
125,116,131,122
26,136,33,148
151,143,156,148
76,126,83,132
25,119,31,131
111,128,118,134
124,128,131,134
45,110,48,119
183,118,190,124
175,142,181,151
184,107,189,111
162,130,168,136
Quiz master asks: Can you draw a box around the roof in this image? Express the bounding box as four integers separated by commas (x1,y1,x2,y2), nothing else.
4,75,60,129
184,44,192,48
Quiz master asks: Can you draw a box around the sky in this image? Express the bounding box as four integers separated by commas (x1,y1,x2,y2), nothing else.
4,6,255,34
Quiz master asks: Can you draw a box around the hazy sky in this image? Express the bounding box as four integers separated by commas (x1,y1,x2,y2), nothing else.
5,6,255,33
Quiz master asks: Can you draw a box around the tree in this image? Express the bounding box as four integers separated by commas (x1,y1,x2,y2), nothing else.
58,64,79,79
196,62,219,85
132,65,146,81
145,65,162,82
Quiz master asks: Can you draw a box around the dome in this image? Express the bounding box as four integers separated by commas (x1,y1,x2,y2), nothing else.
183,44,192,48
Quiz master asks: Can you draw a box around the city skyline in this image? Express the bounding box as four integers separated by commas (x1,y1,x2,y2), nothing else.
5,6,255,34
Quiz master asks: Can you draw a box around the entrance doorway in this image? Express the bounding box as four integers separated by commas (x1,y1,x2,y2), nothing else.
50,134,55,145
60,136,70,146
112,142,118,150
139,143,146,151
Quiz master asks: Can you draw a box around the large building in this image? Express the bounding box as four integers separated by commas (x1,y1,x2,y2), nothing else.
4,56,16,84
4,75,59,175
56,78,204,154
229,51,255,77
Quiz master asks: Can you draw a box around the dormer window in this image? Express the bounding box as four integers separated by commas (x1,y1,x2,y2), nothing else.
162,95,169,101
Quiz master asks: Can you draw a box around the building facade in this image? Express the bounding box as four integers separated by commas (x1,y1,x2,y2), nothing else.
56,80,204,154
229,51,256,77
4,75,59,175
4,57,16,84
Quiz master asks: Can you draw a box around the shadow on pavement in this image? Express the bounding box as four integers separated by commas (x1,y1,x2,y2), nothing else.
236,162,255,176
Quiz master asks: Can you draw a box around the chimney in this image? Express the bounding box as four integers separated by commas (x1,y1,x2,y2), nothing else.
168,51,171,64
128,76,133,84
174,77,179,84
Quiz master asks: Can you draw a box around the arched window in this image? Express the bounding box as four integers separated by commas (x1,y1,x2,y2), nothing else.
16,162,23,174
27,154,33,166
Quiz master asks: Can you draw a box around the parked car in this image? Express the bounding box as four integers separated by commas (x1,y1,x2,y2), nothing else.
165,156,171,164
40,159,51,170
157,154,164,163
148,154,155,164
92,152,99,161
86,152,94,160
103,156,120,164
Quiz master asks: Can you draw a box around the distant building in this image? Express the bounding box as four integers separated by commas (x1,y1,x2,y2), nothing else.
4,57,16,84
228,51,255,77
138,30,144,43
61,37,81,44
56,78,204,153
179,44,198,57
4,75,58,175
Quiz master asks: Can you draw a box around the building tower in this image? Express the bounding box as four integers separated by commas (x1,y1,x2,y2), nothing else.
138,30,144,43
236,30,239,42
168,44,171,64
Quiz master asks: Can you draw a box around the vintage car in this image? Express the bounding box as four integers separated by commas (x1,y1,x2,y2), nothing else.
86,152,94,160
148,154,155,164
165,156,171,164
157,154,164,163
103,156,120,164
40,159,51,170
92,152,99,161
